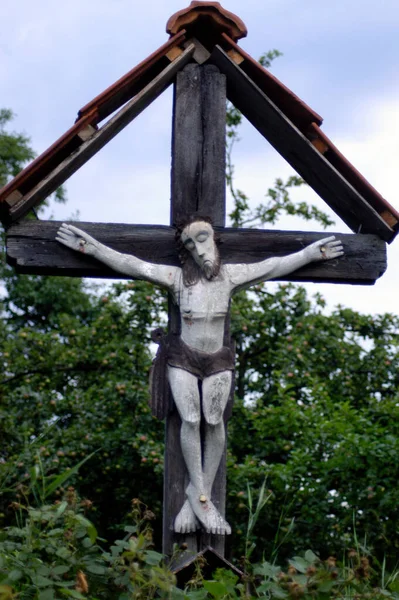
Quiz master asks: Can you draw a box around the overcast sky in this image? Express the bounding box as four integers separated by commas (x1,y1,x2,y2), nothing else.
2,0,398,315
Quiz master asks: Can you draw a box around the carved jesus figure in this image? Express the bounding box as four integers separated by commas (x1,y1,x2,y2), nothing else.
56,216,343,535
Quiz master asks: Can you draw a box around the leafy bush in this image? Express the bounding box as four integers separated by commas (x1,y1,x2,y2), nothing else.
0,486,180,599
1,466,398,600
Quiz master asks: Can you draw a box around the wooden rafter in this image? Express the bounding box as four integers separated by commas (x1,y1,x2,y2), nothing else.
2,44,195,224
220,33,323,132
218,33,399,233
210,45,394,242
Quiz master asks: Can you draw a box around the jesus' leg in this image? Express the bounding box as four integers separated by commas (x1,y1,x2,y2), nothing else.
186,370,232,535
167,366,202,533
202,370,232,497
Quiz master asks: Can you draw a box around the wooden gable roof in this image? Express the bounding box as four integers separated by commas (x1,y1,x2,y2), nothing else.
1,1,397,241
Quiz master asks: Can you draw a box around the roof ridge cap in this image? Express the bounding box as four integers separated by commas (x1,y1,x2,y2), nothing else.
166,2,247,42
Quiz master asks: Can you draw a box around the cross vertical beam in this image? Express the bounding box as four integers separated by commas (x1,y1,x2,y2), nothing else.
170,63,226,227
163,63,228,556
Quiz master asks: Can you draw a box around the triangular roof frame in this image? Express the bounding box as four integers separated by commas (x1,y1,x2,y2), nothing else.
1,1,398,242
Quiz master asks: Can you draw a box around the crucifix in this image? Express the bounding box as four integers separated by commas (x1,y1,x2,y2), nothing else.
55,217,343,539
1,2,397,559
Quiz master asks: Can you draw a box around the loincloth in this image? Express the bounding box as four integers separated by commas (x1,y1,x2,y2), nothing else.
149,329,234,419
166,335,234,380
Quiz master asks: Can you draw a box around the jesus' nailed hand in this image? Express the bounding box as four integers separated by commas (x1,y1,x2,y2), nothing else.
56,218,343,535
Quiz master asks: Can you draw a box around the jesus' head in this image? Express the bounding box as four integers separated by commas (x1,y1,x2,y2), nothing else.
175,215,221,285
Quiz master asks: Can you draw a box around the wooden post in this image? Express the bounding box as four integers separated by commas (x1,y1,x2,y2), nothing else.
170,63,226,227
163,62,228,556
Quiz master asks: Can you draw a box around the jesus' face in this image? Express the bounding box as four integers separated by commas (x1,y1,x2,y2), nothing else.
181,220,219,280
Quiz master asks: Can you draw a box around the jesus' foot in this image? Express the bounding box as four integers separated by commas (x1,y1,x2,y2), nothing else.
174,499,200,534
186,483,231,535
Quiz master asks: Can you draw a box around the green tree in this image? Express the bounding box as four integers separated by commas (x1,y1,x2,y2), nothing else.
0,111,166,538
226,285,399,564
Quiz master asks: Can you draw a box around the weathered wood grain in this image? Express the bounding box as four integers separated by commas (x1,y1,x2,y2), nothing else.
210,45,394,242
171,63,226,227
6,221,387,285
7,44,195,224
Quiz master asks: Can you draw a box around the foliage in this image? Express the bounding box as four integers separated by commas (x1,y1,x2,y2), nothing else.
2,472,399,600
243,479,272,565
0,115,166,539
228,175,334,229
227,284,399,564
0,108,66,320
102,498,178,599
179,550,399,599
0,488,105,599
0,279,166,540
0,477,181,599
249,549,399,600
258,50,284,70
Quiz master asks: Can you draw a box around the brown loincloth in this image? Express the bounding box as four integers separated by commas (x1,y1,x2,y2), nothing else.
166,334,235,380
149,329,235,419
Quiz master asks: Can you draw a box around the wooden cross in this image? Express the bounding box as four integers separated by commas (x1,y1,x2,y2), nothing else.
2,2,396,559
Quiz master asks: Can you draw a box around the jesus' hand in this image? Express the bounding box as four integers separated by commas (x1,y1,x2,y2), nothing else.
56,223,99,256
304,236,344,262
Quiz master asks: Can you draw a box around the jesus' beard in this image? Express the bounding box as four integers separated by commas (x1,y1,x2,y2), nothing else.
202,257,219,280
182,247,221,286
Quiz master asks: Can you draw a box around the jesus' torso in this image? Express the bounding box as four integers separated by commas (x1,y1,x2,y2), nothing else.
171,265,234,354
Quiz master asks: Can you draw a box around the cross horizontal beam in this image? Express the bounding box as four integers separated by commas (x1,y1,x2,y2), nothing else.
6,221,386,284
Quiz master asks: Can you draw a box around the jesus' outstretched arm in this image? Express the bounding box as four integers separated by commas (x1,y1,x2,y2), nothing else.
56,223,179,290
227,236,344,292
